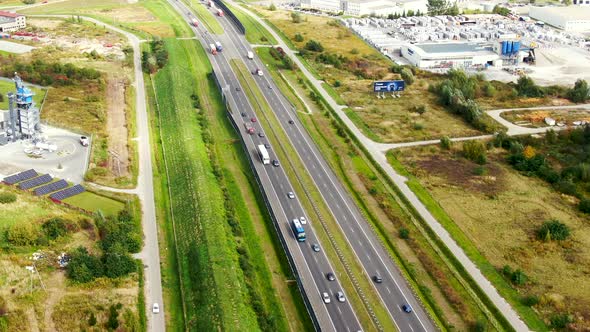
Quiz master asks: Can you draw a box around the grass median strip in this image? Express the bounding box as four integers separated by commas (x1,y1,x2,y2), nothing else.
231,59,399,332
185,0,224,35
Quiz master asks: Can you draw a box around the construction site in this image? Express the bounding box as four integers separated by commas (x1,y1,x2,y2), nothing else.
343,13,590,85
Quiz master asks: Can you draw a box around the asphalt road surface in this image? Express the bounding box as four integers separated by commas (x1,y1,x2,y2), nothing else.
167,1,364,331
215,4,437,332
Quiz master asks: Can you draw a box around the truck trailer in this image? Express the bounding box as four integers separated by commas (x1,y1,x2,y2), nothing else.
209,44,217,55
257,144,270,164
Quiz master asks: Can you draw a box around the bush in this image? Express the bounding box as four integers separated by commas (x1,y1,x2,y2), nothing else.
291,12,302,23
293,33,304,42
0,192,16,204
6,224,41,246
549,314,572,329
304,40,324,52
462,140,487,164
473,166,487,176
567,79,589,103
413,122,424,130
42,217,69,240
521,295,539,307
400,68,414,85
553,179,579,198
88,312,97,326
440,136,452,150
414,105,426,115
579,198,590,214
22,0,36,4
106,305,119,330
516,76,544,97
103,252,136,278
66,247,104,283
537,219,570,241
399,228,410,239
511,269,528,285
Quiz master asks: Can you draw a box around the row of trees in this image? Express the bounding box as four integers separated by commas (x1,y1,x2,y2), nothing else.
0,59,101,86
515,76,590,103
141,39,169,74
426,0,460,16
66,208,141,283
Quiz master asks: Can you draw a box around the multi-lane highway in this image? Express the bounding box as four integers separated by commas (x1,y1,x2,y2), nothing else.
213,4,438,332
167,0,364,331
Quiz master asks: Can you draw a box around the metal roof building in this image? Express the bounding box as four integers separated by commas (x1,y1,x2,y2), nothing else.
401,42,501,69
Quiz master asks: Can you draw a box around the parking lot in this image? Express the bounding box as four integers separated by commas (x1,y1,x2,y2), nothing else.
0,126,90,183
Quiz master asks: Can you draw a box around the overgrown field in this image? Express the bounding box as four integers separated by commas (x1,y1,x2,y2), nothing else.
150,38,291,331
226,2,276,45
501,108,590,128
0,186,141,332
392,141,590,330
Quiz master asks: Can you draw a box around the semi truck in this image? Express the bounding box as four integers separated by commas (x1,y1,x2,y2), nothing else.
247,51,253,60
209,44,217,55
217,9,224,17
257,144,270,164
191,18,199,27
215,41,222,52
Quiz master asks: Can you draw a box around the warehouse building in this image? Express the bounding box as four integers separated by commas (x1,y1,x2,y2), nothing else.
299,0,341,12
401,42,501,69
0,11,25,33
529,6,590,32
341,0,427,17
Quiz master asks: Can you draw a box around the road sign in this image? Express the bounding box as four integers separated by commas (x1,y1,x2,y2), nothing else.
373,80,405,92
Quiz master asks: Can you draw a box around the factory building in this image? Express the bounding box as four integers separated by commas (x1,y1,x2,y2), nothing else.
401,42,501,69
529,6,590,32
299,0,341,13
0,11,25,33
341,0,427,17
0,73,41,145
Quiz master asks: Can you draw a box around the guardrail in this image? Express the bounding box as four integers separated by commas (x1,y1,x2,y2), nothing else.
211,70,321,331
214,0,245,34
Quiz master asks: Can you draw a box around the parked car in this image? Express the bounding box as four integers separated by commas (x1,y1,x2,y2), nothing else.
258,132,265,138
80,136,89,147
264,143,271,149
251,117,257,123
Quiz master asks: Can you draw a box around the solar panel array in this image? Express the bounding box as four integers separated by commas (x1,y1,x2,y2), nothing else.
34,179,68,196
18,174,53,190
3,169,38,185
50,184,85,201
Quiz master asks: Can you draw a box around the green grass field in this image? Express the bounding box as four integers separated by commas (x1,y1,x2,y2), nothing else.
225,2,276,45
185,0,223,35
62,191,125,216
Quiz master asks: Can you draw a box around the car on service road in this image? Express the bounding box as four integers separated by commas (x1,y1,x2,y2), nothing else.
152,303,160,314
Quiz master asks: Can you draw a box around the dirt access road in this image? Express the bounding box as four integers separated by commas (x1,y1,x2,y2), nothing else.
106,76,130,177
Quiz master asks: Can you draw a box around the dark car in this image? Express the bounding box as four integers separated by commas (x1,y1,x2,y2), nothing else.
402,304,412,313
288,119,294,124
264,143,271,149
258,132,265,138
311,243,320,252
241,112,246,117
326,272,335,281
272,160,280,167
373,275,383,283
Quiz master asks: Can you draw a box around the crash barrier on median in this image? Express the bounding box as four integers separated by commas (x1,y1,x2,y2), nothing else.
212,68,321,331
214,0,245,34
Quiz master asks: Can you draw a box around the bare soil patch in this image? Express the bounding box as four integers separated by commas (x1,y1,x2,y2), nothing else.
106,76,129,177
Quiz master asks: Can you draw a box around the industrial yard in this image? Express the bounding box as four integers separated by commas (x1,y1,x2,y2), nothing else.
343,12,590,85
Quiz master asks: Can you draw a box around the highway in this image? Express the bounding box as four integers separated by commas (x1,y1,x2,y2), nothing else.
167,0,363,331
213,3,438,332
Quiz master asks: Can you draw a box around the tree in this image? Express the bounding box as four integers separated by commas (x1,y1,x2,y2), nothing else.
516,76,544,97
579,198,590,214
447,3,460,15
268,2,276,10
66,247,103,283
537,219,570,241
567,79,589,103
400,68,414,85
103,253,136,278
88,312,97,326
6,224,40,246
427,0,449,16
304,40,324,52
399,228,410,239
106,305,119,330
42,217,69,240
294,33,304,42
291,12,302,23
492,5,511,16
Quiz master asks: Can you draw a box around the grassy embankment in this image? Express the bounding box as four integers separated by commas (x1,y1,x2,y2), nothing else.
231,58,400,332
224,2,276,45
254,45,495,330
146,37,299,331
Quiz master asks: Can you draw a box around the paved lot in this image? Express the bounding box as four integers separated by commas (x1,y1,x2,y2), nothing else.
0,126,89,182
0,40,35,54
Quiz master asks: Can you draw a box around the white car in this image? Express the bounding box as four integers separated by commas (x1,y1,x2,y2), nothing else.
80,136,89,147
299,216,307,225
336,291,345,303
287,192,295,199
322,292,331,304
256,69,263,76
152,303,160,314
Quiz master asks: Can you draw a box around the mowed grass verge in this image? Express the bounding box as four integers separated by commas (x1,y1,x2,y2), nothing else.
185,0,224,35
151,39,257,331
226,2,276,45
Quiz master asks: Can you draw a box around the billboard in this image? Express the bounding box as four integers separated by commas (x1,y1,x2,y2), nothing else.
373,80,405,92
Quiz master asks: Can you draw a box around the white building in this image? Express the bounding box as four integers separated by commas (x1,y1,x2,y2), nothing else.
341,0,427,17
401,42,501,68
0,11,25,33
300,0,341,13
529,6,590,32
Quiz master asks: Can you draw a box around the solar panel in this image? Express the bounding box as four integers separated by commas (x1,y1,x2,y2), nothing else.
18,174,53,190
50,184,85,201
3,169,38,185
34,179,68,196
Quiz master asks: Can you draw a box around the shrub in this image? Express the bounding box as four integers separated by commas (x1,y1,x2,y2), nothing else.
511,269,528,285
88,312,97,326
291,12,302,23
399,228,410,239
400,68,414,85
6,224,41,246
106,305,119,330
549,314,572,329
567,79,589,103
473,166,487,176
293,33,304,42
553,179,579,198
537,219,570,241
66,247,103,283
440,136,452,150
521,295,539,307
268,3,276,10
304,40,324,52
482,82,496,97
413,122,424,130
516,76,544,97
579,198,590,214
103,252,136,278
414,105,426,115
470,320,487,332
42,217,69,240
0,192,16,204
462,140,487,164
350,48,359,55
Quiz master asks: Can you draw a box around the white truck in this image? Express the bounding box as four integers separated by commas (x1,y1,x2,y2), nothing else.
247,51,254,60
258,144,270,164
